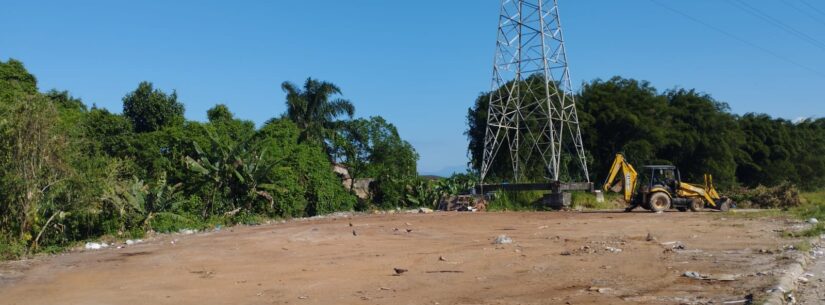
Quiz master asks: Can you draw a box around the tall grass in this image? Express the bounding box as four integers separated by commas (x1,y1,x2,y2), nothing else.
486,191,546,211
788,191,825,237
485,190,624,211
571,191,623,210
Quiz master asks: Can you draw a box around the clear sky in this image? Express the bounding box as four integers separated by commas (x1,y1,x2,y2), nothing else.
2,0,824,176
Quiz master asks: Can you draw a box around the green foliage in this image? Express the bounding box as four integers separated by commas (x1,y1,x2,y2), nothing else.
790,191,825,237
122,81,184,133
82,108,134,156
0,61,371,260
571,192,622,210
466,75,574,181
0,59,37,100
333,116,420,209
282,78,354,147
405,178,443,208
404,175,476,209
0,92,70,251
0,234,26,260
184,130,276,218
728,182,801,209
207,104,234,122
486,191,546,211
256,119,356,217
333,116,418,180
149,212,201,233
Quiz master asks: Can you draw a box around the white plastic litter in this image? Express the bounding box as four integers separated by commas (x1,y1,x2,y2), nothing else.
85,242,108,250
494,235,513,244
179,229,197,235
125,239,143,245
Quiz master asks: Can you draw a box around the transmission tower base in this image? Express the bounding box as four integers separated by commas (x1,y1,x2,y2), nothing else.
543,192,571,210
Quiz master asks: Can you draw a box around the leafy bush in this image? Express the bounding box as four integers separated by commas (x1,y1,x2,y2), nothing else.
0,234,26,260
149,213,201,233
728,182,801,209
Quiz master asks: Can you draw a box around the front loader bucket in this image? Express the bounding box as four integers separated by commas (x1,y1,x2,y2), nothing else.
712,198,734,211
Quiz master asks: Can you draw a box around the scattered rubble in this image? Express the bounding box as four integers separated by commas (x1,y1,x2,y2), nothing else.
604,246,623,253
661,241,686,250
493,235,513,245
684,271,704,280
683,271,738,281
808,218,819,225
587,287,612,293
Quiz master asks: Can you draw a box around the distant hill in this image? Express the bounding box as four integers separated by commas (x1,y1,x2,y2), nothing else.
420,165,468,178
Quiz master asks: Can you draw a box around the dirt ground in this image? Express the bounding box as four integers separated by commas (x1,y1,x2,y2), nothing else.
0,211,807,305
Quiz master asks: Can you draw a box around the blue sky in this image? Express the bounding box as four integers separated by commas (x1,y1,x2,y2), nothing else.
2,0,824,176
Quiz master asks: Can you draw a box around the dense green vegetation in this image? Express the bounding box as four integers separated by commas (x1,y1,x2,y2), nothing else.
467,76,825,191
0,60,424,259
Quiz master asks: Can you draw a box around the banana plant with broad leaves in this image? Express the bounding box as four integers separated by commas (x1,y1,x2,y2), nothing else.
404,174,477,209
185,130,285,218
100,172,185,232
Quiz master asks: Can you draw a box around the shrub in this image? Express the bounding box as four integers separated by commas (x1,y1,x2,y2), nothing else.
0,234,26,260
728,182,801,209
149,212,202,233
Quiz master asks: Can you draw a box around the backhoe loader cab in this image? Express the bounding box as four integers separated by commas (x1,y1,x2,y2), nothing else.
640,165,679,193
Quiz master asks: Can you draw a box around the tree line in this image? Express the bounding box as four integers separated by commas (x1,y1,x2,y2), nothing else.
467,76,825,191
0,59,424,258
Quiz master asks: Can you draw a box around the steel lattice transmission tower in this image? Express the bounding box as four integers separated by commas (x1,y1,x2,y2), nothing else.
480,0,589,183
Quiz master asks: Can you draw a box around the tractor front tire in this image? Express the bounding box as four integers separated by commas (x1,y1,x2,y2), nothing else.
649,192,671,213
689,198,704,212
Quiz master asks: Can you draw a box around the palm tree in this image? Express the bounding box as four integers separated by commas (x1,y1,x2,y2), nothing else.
281,78,355,148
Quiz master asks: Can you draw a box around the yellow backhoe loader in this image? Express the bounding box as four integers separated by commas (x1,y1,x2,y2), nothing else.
603,154,732,212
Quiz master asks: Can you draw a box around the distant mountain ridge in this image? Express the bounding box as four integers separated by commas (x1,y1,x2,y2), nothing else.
420,165,468,178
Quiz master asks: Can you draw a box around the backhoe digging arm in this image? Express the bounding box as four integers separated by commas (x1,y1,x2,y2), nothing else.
603,154,638,202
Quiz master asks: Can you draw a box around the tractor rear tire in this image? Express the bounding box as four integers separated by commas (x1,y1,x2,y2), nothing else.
689,198,704,212
649,192,671,213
